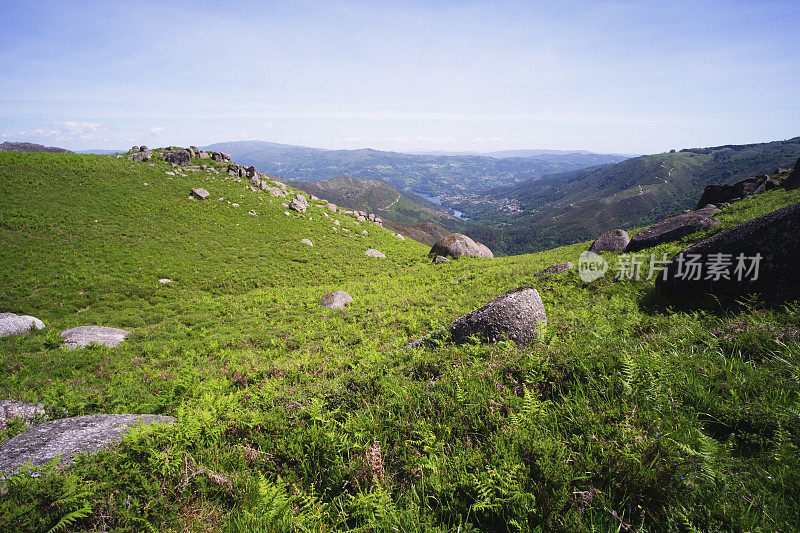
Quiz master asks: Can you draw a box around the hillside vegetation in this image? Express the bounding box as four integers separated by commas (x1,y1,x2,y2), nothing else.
465,137,800,254
293,175,466,245
1,151,799,531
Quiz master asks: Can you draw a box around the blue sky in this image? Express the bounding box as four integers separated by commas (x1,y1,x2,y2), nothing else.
1,0,798,153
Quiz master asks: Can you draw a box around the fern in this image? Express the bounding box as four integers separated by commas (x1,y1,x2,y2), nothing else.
46,478,92,533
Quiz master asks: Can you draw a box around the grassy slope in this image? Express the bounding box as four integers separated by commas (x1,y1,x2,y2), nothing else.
1,152,799,531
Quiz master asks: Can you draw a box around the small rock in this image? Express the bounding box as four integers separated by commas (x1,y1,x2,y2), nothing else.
60,326,130,349
365,249,386,258
158,278,171,284
191,188,210,200
0,313,45,337
164,149,192,165
290,194,308,213
248,210,256,216
434,255,451,263
301,239,314,246
534,262,575,277
450,287,546,347
321,291,353,309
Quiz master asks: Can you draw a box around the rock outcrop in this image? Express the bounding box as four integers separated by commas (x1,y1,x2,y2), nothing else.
656,203,800,305
696,175,775,208
450,287,547,347
60,326,130,349
626,205,720,252
588,229,630,253
164,149,192,165
1,400,55,430
321,291,353,309
0,313,45,337
785,158,800,190
535,262,575,277
0,414,175,472
429,233,493,259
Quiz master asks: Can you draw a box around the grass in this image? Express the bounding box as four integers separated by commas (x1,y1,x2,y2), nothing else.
0,151,799,531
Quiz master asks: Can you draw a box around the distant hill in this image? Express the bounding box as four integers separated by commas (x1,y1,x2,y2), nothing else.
463,137,800,254
77,149,123,155
0,141,71,153
294,175,466,245
203,141,630,198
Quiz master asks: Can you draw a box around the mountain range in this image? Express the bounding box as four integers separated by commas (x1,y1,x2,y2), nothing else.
203,140,630,197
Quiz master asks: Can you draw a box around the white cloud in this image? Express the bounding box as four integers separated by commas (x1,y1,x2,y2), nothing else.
148,126,165,136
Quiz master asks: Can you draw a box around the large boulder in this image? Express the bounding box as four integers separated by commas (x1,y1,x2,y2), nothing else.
289,194,308,213
785,158,800,190
60,326,130,349
588,229,630,253
429,233,493,259
0,313,44,337
0,414,175,472
321,291,353,309
626,205,720,252
450,287,547,347
535,262,575,277
164,149,192,165
655,203,800,305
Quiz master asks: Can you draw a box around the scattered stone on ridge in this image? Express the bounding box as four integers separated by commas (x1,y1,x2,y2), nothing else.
365,249,386,258
0,414,175,473
164,149,192,165
535,262,575,277
0,313,45,337
321,291,353,309
626,205,720,252
656,202,800,305
191,188,210,200
588,229,630,253
429,233,493,259
327,203,337,212
696,176,769,208
60,326,130,349
289,194,308,213
130,150,151,162
130,146,139,152
301,239,314,246
434,255,451,264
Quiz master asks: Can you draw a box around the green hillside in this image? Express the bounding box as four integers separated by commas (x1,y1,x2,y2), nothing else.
465,137,800,254
1,151,800,531
293,175,466,245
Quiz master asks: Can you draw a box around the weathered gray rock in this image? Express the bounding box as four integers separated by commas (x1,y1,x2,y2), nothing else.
0,414,175,472
130,146,139,152
289,194,308,213
60,326,130,349
198,151,210,159
191,188,210,200
589,229,630,253
365,249,386,258
0,313,45,337
301,238,314,246
139,145,148,152
626,206,720,252
268,187,286,198
433,255,451,264
535,262,575,277
785,158,800,190
430,233,493,259
164,149,192,165
450,287,547,347
656,202,800,305
321,291,353,309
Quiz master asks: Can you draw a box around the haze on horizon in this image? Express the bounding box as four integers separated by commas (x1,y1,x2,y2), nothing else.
1,0,798,155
